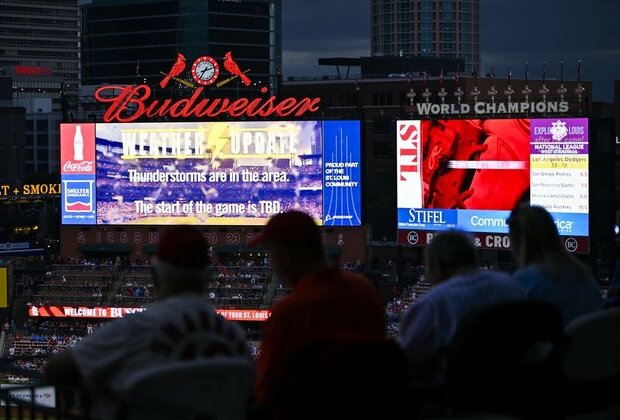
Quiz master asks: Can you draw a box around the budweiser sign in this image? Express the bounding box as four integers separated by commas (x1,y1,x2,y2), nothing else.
93,52,321,123
63,160,94,173
95,85,321,123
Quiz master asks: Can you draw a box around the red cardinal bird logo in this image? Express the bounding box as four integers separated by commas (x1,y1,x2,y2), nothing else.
160,53,186,88
223,51,251,86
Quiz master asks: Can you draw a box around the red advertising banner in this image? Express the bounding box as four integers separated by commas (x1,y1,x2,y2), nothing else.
28,306,145,318
60,123,96,175
13,65,51,76
28,305,271,321
397,229,589,254
216,309,271,321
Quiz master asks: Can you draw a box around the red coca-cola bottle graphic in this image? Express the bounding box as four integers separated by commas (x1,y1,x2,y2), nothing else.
74,125,84,161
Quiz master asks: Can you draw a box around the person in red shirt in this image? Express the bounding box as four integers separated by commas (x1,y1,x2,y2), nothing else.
251,210,386,411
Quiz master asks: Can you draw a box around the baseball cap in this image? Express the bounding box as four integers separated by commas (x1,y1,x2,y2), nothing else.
152,226,211,270
250,210,322,248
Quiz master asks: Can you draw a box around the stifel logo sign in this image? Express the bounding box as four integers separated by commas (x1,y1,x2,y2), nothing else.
94,52,321,123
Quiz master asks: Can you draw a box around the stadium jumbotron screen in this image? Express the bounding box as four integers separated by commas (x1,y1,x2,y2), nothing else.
397,118,589,239
60,121,361,226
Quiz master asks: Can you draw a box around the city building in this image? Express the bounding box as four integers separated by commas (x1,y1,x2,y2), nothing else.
371,0,479,74
0,67,63,176
0,0,76,178
0,79,60,249
80,0,281,103
25,112,62,175
0,0,79,111
0,64,65,114
0,106,26,182
0,0,71,245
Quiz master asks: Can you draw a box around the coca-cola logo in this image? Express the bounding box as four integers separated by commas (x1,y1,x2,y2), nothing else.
63,160,94,172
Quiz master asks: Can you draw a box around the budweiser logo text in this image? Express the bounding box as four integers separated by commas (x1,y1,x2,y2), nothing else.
95,85,321,123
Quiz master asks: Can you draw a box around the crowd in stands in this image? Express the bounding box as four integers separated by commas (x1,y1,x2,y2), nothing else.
16,253,274,309
3,329,86,382
3,319,109,381
385,274,432,337
2,205,619,418
2,317,262,385
1,252,278,385
24,319,106,336
29,266,115,307
3,251,409,382
342,259,363,271
11,332,82,357
9,246,615,335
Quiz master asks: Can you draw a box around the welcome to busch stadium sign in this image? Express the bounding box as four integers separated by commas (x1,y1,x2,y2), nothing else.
28,305,272,321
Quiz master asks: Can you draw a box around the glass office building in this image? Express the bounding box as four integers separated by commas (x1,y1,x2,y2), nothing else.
371,0,479,74
80,0,281,96
0,0,79,110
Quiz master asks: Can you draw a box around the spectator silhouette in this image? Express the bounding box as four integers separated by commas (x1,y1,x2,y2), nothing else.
507,205,602,324
399,230,523,385
44,226,248,419
251,210,385,413
604,247,620,308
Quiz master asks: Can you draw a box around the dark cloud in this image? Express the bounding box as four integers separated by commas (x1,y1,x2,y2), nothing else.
480,0,619,100
282,0,370,47
282,0,370,76
282,0,619,101
482,0,618,51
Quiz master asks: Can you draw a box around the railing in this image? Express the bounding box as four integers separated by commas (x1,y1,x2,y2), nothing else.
0,357,255,419
0,385,88,419
0,359,88,419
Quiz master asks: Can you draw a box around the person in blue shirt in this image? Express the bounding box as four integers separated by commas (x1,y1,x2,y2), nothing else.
507,205,602,324
399,230,523,385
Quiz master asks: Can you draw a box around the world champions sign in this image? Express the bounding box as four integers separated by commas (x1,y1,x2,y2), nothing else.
405,62,588,118
416,101,569,116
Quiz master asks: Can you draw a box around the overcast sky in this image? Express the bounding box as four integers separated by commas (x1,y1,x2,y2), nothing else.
281,0,619,102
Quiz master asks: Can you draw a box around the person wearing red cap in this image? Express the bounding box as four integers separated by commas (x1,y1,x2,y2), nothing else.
252,210,386,413
44,226,248,419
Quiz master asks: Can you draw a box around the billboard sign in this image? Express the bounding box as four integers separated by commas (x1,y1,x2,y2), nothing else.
28,305,271,322
396,118,589,249
61,121,362,226
60,124,96,224
94,52,321,122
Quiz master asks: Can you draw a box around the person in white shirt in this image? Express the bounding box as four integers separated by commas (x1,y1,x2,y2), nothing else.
44,226,248,418
399,230,523,385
